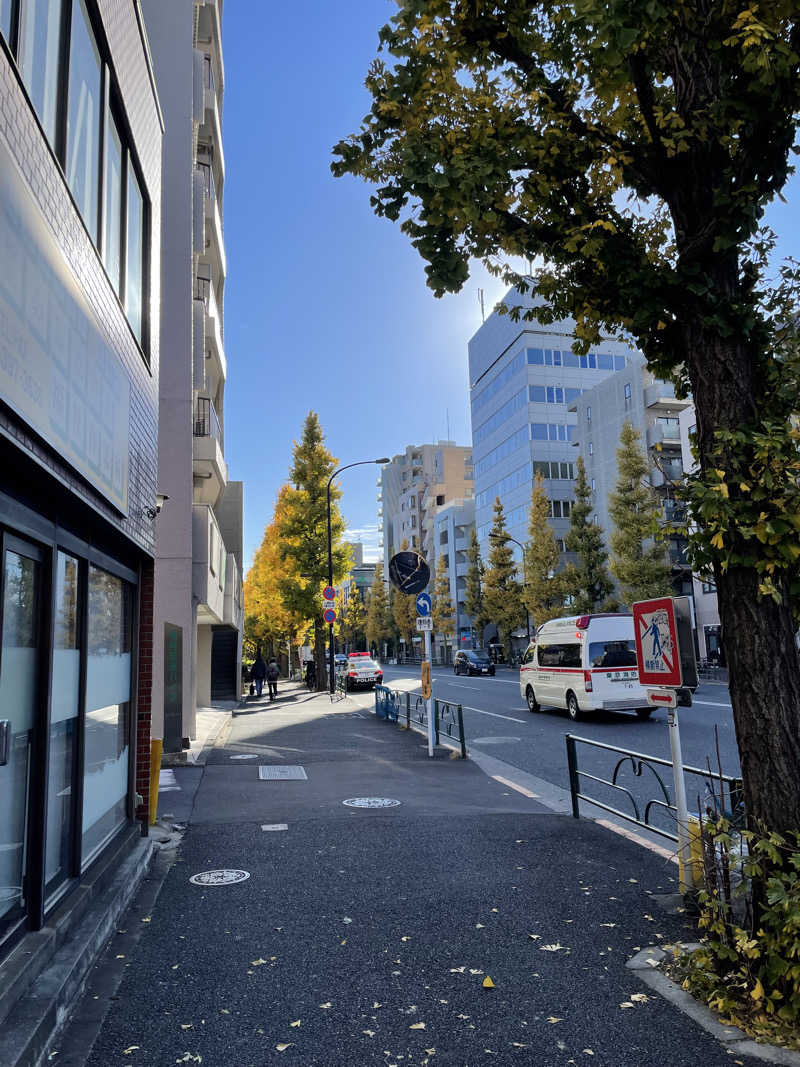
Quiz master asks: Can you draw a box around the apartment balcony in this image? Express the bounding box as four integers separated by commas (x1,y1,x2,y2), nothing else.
192,504,226,623
650,460,684,488
644,381,689,413
193,396,227,506
199,54,226,181
646,421,682,451
223,552,242,628
196,162,226,283
195,0,225,93
194,275,227,391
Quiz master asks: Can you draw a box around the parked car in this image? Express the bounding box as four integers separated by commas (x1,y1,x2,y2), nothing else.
454,649,495,676
519,613,652,721
345,652,383,689
334,653,349,671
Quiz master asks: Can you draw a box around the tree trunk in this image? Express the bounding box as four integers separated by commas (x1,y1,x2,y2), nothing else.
684,311,800,832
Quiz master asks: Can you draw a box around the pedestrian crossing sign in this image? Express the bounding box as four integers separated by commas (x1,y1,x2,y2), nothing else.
633,597,682,687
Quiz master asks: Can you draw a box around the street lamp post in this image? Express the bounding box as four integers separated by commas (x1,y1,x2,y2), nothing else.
326,457,390,695
489,531,531,642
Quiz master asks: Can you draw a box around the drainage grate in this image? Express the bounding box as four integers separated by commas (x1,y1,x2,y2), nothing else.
258,765,307,781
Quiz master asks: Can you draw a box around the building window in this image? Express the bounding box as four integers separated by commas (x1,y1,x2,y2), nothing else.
588,442,593,455
436,494,445,505
410,496,416,508
439,530,448,545
624,382,632,411
126,165,144,342
586,405,591,423
591,478,596,491
103,104,123,294
702,580,716,594
1,0,12,41
66,0,102,242
19,0,64,146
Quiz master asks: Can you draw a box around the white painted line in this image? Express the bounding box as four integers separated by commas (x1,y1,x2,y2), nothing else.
447,682,481,690
460,704,528,724
261,823,288,831
691,700,733,709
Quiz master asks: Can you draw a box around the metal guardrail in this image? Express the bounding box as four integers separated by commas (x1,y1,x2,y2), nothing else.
565,733,744,843
373,688,467,758
434,699,467,759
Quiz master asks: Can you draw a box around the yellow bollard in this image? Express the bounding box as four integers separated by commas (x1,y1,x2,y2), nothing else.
149,738,163,826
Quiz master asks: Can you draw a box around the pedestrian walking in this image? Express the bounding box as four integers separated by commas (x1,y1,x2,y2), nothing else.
267,657,279,701
251,649,267,697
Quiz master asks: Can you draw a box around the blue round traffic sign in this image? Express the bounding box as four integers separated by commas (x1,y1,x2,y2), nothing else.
323,607,337,624
416,592,432,617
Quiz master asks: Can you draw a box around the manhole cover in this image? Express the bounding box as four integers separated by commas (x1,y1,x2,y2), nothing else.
230,754,258,760
342,797,401,808
189,869,250,886
259,765,307,780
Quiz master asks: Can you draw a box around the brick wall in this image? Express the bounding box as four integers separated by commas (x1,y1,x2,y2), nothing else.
135,559,154,825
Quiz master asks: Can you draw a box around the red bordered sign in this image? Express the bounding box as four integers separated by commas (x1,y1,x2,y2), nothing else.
633,597,682,688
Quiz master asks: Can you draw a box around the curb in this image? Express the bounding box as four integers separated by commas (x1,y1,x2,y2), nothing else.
627,945,800,1065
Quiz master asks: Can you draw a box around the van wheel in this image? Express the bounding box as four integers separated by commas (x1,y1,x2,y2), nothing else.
635,708,653,720
525,686,539,713
566,692,582,721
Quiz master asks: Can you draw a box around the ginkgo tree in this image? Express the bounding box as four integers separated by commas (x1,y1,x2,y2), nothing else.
333,1,800,832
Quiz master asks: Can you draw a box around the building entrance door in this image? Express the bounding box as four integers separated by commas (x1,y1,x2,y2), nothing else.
0,536,44,941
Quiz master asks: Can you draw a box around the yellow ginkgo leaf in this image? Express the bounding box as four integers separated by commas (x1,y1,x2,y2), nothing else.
276,1043,293,1052
409,1021,426,1029
751,978,765,1001
122,1049,140,1056
289,1019,301,1027
546,1016,563,1023
482,976,495,988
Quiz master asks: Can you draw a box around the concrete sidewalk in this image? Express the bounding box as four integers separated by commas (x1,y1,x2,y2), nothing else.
55,685,764,1066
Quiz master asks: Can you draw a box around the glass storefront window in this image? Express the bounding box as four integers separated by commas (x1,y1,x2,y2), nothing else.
46,553,80,896
82,565,132,867
103,108,123,294
126,166,144,342
66,0,102,242
19,0,63,147
0,546,41,927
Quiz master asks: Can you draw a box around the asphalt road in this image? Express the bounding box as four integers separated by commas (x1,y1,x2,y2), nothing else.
379,665,739,838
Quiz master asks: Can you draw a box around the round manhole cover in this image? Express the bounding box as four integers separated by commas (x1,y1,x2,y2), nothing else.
189,869,251,886
342,797,401,808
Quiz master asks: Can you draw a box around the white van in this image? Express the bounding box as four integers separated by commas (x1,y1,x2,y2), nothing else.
519,613,652,721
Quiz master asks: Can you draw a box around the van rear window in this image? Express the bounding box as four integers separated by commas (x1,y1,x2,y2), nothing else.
589,640,637,668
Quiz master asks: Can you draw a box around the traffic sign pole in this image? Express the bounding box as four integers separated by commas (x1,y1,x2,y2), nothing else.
424,628,434,757
668,706,691,893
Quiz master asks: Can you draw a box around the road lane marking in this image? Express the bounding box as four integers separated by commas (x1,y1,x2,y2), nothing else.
447,682,481,689
460,704,528,724
691,700,732,709
491,774,540,799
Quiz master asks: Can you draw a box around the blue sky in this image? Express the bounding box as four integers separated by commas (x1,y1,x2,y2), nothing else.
221,2,799,572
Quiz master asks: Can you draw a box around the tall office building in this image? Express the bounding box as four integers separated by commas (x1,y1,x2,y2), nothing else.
468,287,633,566
0,0,162,1034
379,442,474,576
143,0,243,752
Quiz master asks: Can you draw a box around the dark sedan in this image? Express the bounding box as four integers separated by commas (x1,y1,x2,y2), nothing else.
454,650,495,676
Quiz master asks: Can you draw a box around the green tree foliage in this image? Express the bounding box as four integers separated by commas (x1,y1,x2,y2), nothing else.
608,422,674,607
523,473,564,629
365,562,391,653
482,499,522,656
562,456,615,614
386,586,402,655
275,412,350,689
463,526,487,644
333,0,800,831
432,553,455,642
391,539,417,651
341,583,366,652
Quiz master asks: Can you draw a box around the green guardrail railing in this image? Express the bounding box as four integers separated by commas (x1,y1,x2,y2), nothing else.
373,687,466,758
